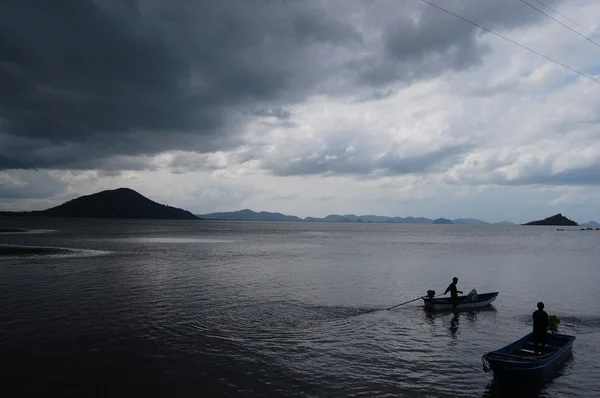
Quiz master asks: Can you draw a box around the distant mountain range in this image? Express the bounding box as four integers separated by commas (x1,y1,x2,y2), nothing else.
198,209,518,225
582,221,600,227
1,188,200,220
1,187,596,226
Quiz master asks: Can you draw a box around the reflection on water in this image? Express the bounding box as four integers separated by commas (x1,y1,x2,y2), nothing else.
450,312,460,338
422,306,498,341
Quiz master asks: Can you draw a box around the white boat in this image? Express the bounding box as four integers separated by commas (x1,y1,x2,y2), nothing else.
422,291,499,311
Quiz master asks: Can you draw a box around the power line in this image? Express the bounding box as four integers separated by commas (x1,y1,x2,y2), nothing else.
520,0,600,49
532,0,600,41
416,0,600,85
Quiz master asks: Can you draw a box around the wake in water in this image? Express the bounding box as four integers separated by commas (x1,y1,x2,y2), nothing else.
559,316,600,335
0,244,110,259
0,228,57,234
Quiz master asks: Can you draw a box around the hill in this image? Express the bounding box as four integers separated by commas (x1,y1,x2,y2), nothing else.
523,213,577,226
432,218,453,225
1,188,200,220
200,209,302,222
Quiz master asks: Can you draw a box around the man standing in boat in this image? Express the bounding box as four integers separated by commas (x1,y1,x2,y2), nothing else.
444,277,463,308
532,302,549,354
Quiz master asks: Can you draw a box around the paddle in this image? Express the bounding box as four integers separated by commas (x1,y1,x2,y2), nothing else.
385,293,443,311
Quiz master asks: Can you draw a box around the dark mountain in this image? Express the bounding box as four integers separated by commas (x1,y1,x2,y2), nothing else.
582,221,600,227
199,209,302,222
1,188,199,220
523,213,577,226
452,218,489,225
432,218,453,224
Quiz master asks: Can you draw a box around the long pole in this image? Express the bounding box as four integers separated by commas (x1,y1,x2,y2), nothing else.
385,293,443,311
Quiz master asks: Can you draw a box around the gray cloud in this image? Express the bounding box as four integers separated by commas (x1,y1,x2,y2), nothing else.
1,0,562,170
503,164,600,186
0,170,66,199
351,0,560,86
375,143,472,175
259,128,471,177
250,107,293,120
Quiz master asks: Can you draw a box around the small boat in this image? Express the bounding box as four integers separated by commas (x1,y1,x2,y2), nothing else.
422,290,498,311
482,332,575,385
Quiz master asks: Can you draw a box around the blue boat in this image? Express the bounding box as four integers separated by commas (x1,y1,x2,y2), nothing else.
482,332,575,385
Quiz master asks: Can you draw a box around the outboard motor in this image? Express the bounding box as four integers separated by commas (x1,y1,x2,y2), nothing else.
426,290,436,299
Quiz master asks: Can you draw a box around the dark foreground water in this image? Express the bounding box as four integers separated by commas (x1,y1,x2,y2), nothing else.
1,219,599,397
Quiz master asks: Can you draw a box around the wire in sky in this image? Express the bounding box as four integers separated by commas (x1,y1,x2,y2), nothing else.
532,0,600,41
416,0,600,85
520,0,600,49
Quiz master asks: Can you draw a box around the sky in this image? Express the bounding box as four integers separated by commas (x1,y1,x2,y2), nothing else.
1,0,600,224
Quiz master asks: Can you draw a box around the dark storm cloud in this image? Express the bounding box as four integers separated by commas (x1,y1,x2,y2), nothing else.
0,0,360,169
0,0,561,170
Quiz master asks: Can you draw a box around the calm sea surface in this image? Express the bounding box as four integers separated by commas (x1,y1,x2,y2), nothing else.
1,219,599,397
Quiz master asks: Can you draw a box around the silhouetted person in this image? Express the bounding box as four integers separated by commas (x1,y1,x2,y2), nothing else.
532,302,549,354
444,277,463,308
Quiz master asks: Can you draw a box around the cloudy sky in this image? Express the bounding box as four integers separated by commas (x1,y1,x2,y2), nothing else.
1,0,600,223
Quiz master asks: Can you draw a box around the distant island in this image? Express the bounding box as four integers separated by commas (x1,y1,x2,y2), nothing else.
432,218,453,225
523,213,578,226
582,221,600,227
0,188,200,220
198,209,517,225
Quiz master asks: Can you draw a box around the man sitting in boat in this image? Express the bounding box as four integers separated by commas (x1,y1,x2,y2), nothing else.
532,302,549,354
444,277,463,308
467,289,478,302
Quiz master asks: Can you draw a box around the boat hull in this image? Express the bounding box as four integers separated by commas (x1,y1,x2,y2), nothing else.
483,332,575,386
422,292,498,311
